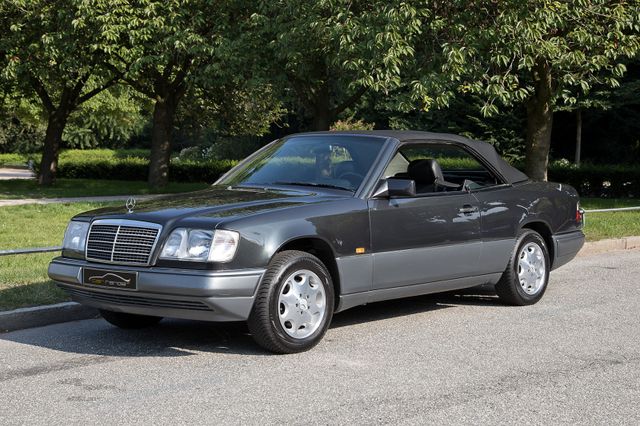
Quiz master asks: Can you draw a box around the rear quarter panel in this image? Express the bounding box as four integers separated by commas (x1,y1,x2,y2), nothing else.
472,181,580,274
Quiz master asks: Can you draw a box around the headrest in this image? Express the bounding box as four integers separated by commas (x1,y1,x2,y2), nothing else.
407,159,443,184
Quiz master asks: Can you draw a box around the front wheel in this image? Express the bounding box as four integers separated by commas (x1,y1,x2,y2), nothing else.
495,229,550,306
248,250,335,354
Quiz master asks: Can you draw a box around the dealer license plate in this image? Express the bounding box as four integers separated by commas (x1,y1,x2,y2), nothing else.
82,268,138,290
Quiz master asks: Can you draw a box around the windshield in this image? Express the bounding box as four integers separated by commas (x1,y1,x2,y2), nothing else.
218,135,387,192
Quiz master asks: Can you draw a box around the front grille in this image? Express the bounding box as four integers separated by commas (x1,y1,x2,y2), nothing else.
62,286,212,311
86,220,161,265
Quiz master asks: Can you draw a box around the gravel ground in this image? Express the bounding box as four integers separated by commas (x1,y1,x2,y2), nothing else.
1,250,639,425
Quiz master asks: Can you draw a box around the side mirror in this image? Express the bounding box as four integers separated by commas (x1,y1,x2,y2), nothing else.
372,178,416,198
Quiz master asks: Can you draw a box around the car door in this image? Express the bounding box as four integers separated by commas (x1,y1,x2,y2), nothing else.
367,143,483,290
469,186,522,275
435,146,519,276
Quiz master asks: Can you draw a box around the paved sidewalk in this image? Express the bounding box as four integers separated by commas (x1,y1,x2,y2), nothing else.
0,194,166,207
0,167,35,180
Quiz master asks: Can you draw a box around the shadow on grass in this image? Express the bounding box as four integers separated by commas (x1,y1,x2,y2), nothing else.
0,280,68,312
0,286,501,359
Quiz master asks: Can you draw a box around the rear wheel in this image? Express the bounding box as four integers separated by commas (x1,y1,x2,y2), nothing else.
99,310,162,329
495,229,550,306
248,250,334,354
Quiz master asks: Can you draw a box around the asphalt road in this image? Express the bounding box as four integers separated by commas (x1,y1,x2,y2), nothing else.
2,250,639,425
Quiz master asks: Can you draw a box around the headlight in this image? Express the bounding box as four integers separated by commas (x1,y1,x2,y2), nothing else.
62,221,89,254
159,229,239,262
209,230,240,262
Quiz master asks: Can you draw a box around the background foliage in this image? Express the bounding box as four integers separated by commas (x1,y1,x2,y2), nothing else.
0,0,638,187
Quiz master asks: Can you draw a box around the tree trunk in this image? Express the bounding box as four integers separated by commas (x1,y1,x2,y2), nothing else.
38,110,69,186
575,109,582,167
524,61,554,181
311,83,332,131
148,95,178,190
30,72,116,186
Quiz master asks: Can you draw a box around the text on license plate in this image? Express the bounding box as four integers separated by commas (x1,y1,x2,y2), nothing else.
82,268,138,290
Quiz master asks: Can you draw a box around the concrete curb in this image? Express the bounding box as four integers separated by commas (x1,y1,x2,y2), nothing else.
0,302,98,333
1,236,639,334
578,236,640,257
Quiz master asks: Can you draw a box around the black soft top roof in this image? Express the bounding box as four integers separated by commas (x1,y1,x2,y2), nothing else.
295,130,529,184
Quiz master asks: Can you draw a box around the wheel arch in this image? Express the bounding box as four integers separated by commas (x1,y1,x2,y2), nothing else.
520,221,555,267
275,237,341,309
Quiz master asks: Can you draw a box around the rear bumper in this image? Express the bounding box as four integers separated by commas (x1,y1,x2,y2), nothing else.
48,257,265,322
552,230,585,270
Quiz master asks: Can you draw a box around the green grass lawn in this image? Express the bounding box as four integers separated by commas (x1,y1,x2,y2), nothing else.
0,203,111,311
583,211,640,241
580,198,640,241
1,198,639,312
0,178,209,199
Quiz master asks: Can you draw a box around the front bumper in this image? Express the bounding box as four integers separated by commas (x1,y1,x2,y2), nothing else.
48,257,265,322
552,230,585,270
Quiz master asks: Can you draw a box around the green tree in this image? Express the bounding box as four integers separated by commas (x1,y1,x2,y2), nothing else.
253,0,424,131
0,0,121,185
560,62,640,166
80,0,263,189
422,0,640,180
64,86,148,149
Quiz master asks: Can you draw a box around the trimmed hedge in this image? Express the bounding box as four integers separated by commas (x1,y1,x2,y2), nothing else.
31,149,235,183
52,157,640,195
6,148,639,196
548,164,640,198
0,153,29,167
57,158,237,183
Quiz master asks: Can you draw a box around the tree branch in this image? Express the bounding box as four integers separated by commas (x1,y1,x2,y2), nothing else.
72,74,89,99
332,85,368,117
105,62,155,98
28,74,55,113
76,73,122,106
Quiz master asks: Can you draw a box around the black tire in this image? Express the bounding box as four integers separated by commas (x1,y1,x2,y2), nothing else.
99,309,162,329
495,229,550,306
248,250,335,354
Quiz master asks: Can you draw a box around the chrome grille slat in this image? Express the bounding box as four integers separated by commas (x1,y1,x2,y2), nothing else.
87,247,113,253
113,247,154,254
87,242,115,248
85,220,161,266
112,241,155,247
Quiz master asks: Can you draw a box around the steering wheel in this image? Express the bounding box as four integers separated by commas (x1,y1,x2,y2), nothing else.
338,171,364,187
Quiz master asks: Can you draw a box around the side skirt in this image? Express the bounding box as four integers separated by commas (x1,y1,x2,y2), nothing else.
335,273,502,313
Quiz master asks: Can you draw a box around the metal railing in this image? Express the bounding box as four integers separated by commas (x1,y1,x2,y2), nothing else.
583,206,640,213
0,246,62,257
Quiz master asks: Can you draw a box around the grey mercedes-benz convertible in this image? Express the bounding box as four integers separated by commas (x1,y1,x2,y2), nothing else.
49,131,585,353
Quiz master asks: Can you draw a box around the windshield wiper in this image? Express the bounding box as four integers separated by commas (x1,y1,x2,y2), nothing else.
273,181,354,192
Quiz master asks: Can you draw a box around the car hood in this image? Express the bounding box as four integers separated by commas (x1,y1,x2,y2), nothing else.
73,185,350,228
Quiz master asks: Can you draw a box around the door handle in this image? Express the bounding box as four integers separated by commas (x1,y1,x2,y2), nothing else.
459,204,479,214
